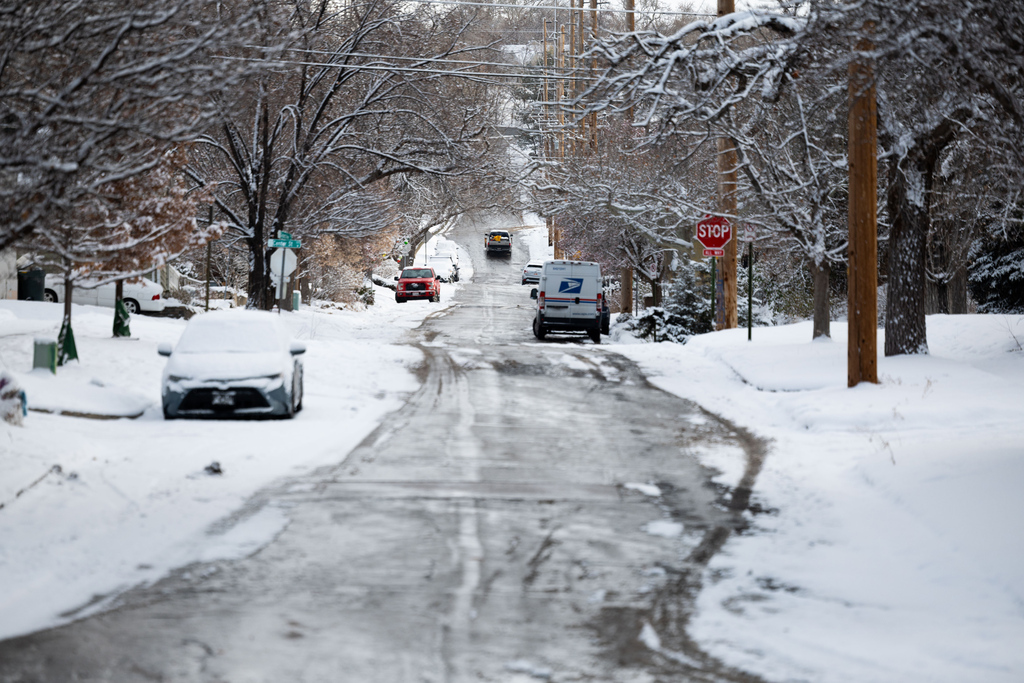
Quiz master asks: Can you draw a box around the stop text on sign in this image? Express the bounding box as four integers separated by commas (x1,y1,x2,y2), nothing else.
695,215,733,251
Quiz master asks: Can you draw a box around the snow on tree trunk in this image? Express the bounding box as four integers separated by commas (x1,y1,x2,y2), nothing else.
884,160,929,356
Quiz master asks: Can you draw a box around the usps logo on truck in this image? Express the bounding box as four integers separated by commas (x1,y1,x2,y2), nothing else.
558,279,584,294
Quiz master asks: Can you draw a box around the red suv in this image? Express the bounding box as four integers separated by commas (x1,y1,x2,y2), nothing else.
395,267,441,303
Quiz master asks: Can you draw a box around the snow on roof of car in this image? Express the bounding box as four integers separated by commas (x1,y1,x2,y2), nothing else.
176,310,286,354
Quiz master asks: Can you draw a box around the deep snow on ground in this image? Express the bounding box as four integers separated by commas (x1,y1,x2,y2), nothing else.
615,316,1024,683
0,241,464,640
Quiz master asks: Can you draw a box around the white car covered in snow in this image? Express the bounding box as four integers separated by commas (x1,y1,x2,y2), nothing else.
158,310,305,419
44,274,165,314
426,255,459,282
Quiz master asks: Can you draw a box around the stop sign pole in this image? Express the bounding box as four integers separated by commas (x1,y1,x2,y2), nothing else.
696,215,732,328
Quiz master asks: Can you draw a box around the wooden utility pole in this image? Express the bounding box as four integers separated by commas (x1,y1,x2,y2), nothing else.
558,24,566,136
543,19,550,137
620,0,635,315
716,0,739,330
568,4,576,155
588,0,598,150
847,29,879,386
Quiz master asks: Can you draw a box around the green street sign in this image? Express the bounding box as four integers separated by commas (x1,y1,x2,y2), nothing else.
268,238,301,249
278,231,292,240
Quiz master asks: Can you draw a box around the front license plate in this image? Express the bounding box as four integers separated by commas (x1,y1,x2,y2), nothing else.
211,391,236,406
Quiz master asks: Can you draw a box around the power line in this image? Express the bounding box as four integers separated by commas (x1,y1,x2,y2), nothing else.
216,54,604,83
277,48,587,74
403,0,709,16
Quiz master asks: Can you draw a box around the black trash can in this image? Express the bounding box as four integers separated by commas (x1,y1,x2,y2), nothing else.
17,268,45,301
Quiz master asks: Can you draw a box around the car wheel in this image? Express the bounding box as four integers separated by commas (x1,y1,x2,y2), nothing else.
431,291,440,303
395,296,406,303
123,298,140,315
44,289,58,303
588,329,601,343
294,365,304,412
533,317,546,340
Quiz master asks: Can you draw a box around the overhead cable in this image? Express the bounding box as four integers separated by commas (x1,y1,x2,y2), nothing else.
402,0,709,16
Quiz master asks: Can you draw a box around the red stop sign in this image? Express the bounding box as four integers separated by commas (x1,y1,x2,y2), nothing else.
695,215,732,250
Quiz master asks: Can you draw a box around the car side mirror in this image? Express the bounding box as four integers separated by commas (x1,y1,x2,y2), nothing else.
393,276,399,281
530,288,538,300
289,341,307,356
157,342,173,357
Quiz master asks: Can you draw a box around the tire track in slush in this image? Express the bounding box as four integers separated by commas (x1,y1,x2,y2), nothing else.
414,344,485,683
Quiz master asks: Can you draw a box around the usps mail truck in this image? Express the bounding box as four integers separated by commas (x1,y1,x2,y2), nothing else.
531,260,603,342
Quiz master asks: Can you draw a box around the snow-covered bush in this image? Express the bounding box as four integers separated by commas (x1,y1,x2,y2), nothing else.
617,262,712,343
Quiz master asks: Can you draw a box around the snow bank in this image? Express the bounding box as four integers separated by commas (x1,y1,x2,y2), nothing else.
613,315,1024,683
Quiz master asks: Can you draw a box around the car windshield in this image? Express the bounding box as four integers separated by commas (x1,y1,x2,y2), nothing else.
402,269,433,278
176,319,282,354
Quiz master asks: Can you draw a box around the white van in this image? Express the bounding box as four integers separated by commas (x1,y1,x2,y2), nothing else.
530,260,603,342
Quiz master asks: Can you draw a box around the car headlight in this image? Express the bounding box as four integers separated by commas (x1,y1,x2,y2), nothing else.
167,375,189,383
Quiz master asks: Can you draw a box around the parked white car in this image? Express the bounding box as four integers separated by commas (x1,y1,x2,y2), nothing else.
43,275,166,314
426,255,459,282
158,310,305,419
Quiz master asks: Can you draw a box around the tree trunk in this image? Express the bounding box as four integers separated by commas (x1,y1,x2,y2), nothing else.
925,237,949,314
247,239,268,310
924,279,941,315
948,266,969,314
811,259,830,339
620,266,633,315
63,278,73,323
884,160,929,356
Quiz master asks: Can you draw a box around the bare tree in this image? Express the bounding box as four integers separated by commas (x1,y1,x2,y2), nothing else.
187,0,502,309
0,0,266,251
580,0,1024,351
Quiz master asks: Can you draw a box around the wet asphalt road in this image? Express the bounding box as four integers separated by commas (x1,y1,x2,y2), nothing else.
0,214,766,683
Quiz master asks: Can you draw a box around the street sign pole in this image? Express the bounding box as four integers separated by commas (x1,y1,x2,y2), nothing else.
268,234,302,313
278,259,285,314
